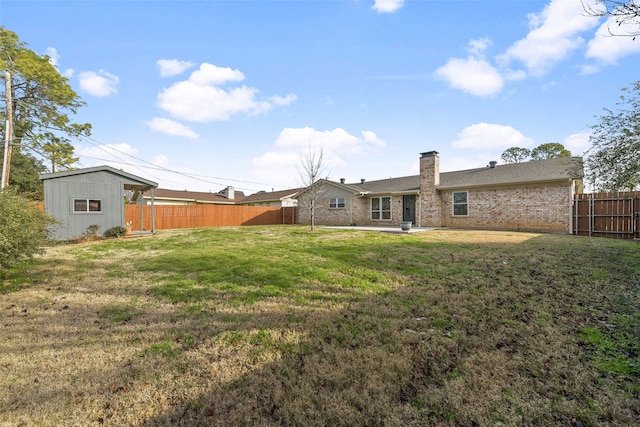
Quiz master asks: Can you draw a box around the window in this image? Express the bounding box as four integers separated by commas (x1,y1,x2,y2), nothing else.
329,197,346,209
371,196,391,220
452,192,468,216
74,198,102,213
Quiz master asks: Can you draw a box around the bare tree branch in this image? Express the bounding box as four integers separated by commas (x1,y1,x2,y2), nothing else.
298,147,326,231
583,0,640,38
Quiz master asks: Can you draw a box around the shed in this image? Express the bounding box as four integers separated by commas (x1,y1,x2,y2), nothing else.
40,165,158,240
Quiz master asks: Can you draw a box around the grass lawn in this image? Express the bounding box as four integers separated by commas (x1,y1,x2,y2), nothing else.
1,226,639,426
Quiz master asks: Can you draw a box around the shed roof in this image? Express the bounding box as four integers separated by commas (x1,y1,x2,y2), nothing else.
39,165,158,189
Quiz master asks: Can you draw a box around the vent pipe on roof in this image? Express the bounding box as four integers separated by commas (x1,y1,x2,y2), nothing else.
489,161,497,169
340,178,345,184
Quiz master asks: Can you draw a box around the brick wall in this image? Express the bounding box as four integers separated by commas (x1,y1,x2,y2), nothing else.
297,194,408,226
439,183,572,232
298,194,360,226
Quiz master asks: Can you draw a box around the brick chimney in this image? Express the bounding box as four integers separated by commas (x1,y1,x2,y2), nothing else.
420,151,440,188
419,151,442,226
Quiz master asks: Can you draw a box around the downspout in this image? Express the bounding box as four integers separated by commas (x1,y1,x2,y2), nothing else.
139,191,145,231
418,190,422,228
569,180,574,235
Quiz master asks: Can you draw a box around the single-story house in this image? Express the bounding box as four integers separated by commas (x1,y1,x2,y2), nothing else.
238,188,301,207
40,165,158,240
143,187,245,205
297,151,584,233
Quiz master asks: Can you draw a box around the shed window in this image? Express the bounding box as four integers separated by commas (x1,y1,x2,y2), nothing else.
371,196,391,220
452,192,468,216
74,199,102,213
330,197,346,209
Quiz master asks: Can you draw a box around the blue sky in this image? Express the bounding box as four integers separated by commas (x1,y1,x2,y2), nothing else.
3,0,640,194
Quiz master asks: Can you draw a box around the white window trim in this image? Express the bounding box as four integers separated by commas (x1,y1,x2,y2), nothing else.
452,191,468,216
329,197,346,209
371,196,392,220
73,198,103,213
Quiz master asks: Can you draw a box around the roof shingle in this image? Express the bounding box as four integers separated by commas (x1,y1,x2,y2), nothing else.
337,157,582,193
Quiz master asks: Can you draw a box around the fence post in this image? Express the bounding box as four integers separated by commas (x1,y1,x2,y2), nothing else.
588,195,594,237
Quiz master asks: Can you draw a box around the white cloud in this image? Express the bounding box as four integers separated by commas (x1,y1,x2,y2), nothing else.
274,127,384,156
157,59,196,77
586,17,640,63
269,94,298,106
78,70,118,97
580,64,600,74
467,37,492,56
435,56,504,97
563,130,591,155
157,62,295,122
361,130,386,148
373,0,404,14
451,123,534,150
158,81,269,121
145,117,199,139
435,38,504,97
45,47,74,78
252,127,386,186
498,0,599,76
189,63,245,85
45,47,59,67
252,150,300,168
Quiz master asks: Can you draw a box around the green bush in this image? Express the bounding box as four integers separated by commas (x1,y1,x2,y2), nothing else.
108,226,126,238
0,190,56,272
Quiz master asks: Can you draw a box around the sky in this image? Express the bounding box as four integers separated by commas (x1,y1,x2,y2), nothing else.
2,0,640,194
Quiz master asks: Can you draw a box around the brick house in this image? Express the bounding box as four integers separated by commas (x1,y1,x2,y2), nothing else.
297,151,584,233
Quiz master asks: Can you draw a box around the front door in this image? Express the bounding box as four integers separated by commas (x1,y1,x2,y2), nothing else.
403,195,416,224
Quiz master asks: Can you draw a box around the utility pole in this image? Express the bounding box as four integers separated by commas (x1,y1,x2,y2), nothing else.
1,71,13,190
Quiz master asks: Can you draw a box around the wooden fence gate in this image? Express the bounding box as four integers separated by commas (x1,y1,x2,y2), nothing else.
573,192,640,239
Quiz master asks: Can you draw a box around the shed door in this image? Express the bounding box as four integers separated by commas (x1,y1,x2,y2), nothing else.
403,195,416,224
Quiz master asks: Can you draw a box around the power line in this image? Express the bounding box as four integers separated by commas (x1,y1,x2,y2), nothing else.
75,135,291,192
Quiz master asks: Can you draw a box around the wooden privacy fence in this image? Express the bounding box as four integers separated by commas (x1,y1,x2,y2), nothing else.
573,192,640,239
126,204,297,230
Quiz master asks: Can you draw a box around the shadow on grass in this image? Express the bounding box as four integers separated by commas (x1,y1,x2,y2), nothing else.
135,231,639,426
2,228,639,426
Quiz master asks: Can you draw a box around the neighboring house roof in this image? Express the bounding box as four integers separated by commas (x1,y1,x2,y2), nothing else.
39,165,158,189
148,188,246,204
240,188,302,204
317,157,583,195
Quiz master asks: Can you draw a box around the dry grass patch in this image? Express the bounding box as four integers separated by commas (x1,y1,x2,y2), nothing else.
1,226,638,426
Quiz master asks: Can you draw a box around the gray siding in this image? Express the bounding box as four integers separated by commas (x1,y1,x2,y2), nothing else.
44,171,127,240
